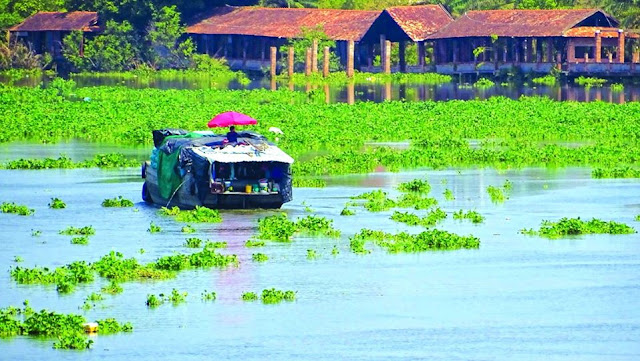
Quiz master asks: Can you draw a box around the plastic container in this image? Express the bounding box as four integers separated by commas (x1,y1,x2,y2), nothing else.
259,180,268,192
83,322,99,333
245,184,252,193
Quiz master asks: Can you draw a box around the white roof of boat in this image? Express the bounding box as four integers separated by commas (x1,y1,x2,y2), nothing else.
191,144,294,164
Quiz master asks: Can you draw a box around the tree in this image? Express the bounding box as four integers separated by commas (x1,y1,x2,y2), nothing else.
145,5,193,69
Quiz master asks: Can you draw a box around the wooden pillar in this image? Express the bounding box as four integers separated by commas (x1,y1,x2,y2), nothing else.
312,39,318,72
633,50,640,63
384,82,391,101
567,39,575,62
380,35,386,69
514,38,520,63
452,39,458,64
260,38,266,61
270,46,277,78
584,52,589,63
536,38,542,63
546,38,553,63
288,47,294,77
618,29,625,63
503,44,508,63
305,48,312,76
595,30,602,63
384,40,391,74
398,41,406,72
367,43,373,67
323,46,330,77
242,38,248,67
347,82,355,105
324,84,330,104
417,41,425,67
346,41,355,78
523,39,529,62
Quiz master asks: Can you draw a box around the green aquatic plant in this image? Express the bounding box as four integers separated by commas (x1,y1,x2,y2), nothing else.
474,78,495,88
145,294,163,307
257,213,297,242
331,245,339,255
147,222,161,233
351,190,397,212
101,281,123,294
13,256,24,263
306,249,317,260
592,167,640,178
635,215,640,222
398,179,431,193
241,292,258,301
181,225,196,233
96,318,133,334
0,154,139,170
610,83,624,92
48,198,66,209
521,217,636,238
184,237,203,248
296,215,340,237
453,210,485,224
201,290,216,301
487,186,507,204
443,189,455,201
102,196,134,207
261,288,296,304
70,236,89,245
146,289,187,307
204,241,227,249
168,289,187,304
53,331,93,349
160,206,222,223
397,193,438,210
158,206,181,216
390,209,447,227
1,202,34,216
245,239,265,247
350,228,479,253
252,253,269,262
340,207,355,216
31,230,41,237
60,226,95,236
293,178,326,188
532,75,557,86
575,76,607,88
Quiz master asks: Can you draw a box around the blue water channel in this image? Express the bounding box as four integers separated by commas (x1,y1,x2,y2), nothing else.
1,163,639,360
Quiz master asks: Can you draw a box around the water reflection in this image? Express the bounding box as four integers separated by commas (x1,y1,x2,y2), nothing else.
2,73,639,104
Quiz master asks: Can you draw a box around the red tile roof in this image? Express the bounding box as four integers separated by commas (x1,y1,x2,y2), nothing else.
9,11,99,32
427,9,618,39
385,5,453,41
564,26,639,38
186,6,380,41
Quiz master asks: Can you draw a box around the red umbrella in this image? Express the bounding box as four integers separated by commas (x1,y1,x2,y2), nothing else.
207,111,257,128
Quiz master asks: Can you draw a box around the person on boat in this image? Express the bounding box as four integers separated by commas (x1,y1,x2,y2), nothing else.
226,126,238,143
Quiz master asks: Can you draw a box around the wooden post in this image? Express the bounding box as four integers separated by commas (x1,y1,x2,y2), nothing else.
380,34,386,70
270,78,276,91
417,41,425,68
324,84,330,103
567,39,575,62
347,40,355,78
260,38,266,61
536,38,542,63
305,48,312,76
323,46,330,77
633,50,640,63
618,29,625,63
384,82,391,101
546,38,553,63
595,30,602,63
584,52,589,63
312,39,318,72
347,82,355,105
384,40,391,74
288,47,294,77
242,38,248,67
270,46,277,78
452,39,458,64
398,41,406,72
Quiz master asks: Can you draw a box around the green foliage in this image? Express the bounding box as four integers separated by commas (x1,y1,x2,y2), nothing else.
340,207,355,216
282,25,342,73
101,281,123,294
351,189,397,212
60,226,95,236
351,228,480,253
201,290,216,301
635,214,640,222
159,206,222,223
306,249,317,259
1,202,34,215
453,210,485,223
474,78,495,88
261,288,296,304
610,83,624,92
70,236,89,245
443,189,455,201
390,208,447,227
252,253,269,262
146,289,187,306
592,167,640,178
532,75,557,86
53,331,93,349
398,179,431,193
31,229,41,237
521,217,636,238
102,196,134,207
575,76,607,88
487,186,508,203
183,237,202,248
147,222,161,233
0,153,139,169
296,215,341,237
145,294,163,307
14,256,23,263
204,240,227,249
48,197,66,209
257,213,297,241
245,239,265,247
397,193,438,210
0,40,43,70
145,6,193,69
96,318,133,334
153,247,238,271
293,177,327,188
181,225,196,233
241,292,258,301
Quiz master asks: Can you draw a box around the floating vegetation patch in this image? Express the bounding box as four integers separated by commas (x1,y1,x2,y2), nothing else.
245,239,265,247
261,288,296,304
520,217,636,238
102,196,134,207
11,261,94,294
532,75,557,86
159,206,222,223
453,210,485,224
48,198,66,209
592,167,640,179
350,228,480,253
70,236,89,245
398,179,431,193
201,291,216,301
0,303,131,350
296,215,340,237
183,237,203,248
397,193,439,210
306,249,317,260
390,209,447,227
340,207,355,216
241,292,258,301
147,222,161,233
293,177,326,188
0,153,140,170
101,281,123,294
146,289,188,307
181,225,196,233
487,186,508,204
331,245,339,255
351,190,397,212
93,251,172,282
1,202,34,216
610,83,624,92
153,248,238,271
474,78,495,88
204,241,227,249
575,76,607,88
252,253,269,262
257,213,297,242
443,189,455,201
59,226,95,236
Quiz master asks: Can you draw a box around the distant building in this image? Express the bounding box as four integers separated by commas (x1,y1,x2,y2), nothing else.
9,11,100,58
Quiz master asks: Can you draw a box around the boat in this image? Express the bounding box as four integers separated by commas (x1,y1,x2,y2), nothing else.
141,128,294,209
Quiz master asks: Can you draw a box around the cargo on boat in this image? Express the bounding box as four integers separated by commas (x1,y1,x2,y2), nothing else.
141,128,293,209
